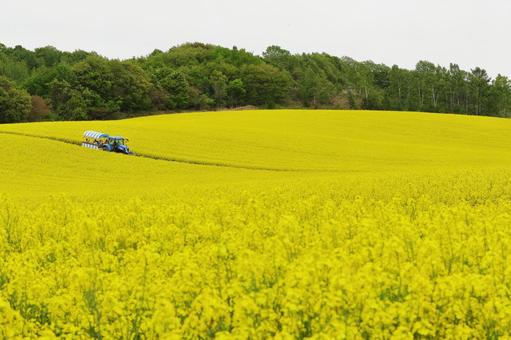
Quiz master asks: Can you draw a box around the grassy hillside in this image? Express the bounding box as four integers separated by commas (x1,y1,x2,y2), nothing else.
1,110,511,338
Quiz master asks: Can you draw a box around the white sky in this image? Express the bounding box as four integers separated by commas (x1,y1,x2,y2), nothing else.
2,0,510,77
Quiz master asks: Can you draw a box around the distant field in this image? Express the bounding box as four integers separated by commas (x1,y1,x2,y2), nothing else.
1,110,511,338
3,109,511,172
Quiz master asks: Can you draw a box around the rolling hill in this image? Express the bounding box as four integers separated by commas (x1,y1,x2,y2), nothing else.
1,109,511,196
2,110,511,338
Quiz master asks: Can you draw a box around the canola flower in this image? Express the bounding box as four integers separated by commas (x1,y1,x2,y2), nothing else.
1,110,511,338
2,109,511,172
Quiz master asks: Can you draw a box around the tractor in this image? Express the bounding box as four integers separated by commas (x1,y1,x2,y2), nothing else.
82,130,131,154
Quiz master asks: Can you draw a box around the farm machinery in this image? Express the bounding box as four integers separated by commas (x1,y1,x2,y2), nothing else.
82,130,131,154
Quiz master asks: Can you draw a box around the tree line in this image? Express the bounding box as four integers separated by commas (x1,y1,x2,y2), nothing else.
1,42,510,123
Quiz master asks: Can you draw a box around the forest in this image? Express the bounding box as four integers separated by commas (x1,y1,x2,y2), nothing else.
1,42,510,122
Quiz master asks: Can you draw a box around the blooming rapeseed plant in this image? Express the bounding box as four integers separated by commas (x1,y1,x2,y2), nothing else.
1,110,511,337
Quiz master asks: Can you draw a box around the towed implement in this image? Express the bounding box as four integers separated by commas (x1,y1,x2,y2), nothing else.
82,130,132,154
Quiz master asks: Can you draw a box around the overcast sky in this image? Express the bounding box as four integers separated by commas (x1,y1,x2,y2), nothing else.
2,0,510,77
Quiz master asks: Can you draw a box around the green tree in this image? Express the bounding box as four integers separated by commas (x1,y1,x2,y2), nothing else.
210,70,228,107
386,65,409,110
489,75,511,117
241,64,292,107
0,56,30,83
469,67,491,115
47,79,88,120
298,68,335,108
109,61,152,112
156,69,192,110
0,76,32,123
447,64,467,113
2,41,511,120
72,56,113,100
263,45,293,70
24,63,74,97
34,46,62,67
226,79,246,107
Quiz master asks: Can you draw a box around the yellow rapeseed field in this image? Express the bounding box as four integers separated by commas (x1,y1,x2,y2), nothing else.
1,110,511,338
